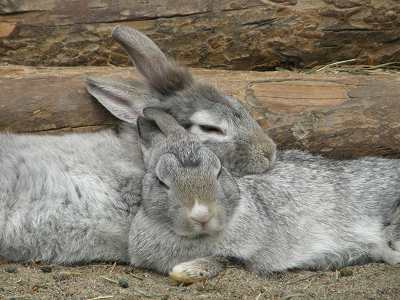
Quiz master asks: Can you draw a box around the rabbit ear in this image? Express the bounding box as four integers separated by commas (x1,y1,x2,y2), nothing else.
112,26,193,95
86,77,159,123
137,116,163,146
137,116,165,164
143,107,186,136
199,148,221,177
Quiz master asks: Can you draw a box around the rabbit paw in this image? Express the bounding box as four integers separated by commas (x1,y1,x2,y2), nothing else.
392,241,400,252
382,247,400,265
169,257,225,283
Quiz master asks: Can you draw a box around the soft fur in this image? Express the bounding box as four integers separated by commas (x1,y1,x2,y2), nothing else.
128,119,400,280
0,25,276,264
0,128,142,263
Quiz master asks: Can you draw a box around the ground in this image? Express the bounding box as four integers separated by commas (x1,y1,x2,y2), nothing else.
1,260,399,300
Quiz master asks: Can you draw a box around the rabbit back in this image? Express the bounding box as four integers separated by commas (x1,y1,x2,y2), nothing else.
0,129,143,263
232,150,400,272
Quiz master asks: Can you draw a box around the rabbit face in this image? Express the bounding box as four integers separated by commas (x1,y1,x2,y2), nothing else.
137,109,240,238
161,84,277,177
87,26,276,177
142,147,238,238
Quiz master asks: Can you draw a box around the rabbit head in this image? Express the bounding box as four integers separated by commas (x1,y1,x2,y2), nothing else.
86,26,276,176
138,108,240,238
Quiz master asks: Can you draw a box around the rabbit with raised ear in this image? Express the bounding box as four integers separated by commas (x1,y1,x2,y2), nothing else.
127,112,400,282
87,26,276,177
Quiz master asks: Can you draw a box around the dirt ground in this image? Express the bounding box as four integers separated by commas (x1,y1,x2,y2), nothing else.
1,260,399,300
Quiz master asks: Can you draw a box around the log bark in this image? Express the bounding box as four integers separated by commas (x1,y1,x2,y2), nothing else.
0,0,399,70
1,65,400,159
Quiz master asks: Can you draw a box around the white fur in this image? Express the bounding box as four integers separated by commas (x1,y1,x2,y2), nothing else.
189,111,230,142
190,200,210,223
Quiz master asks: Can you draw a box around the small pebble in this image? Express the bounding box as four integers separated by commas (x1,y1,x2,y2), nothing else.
53,271,79,281
118,277,129,288
339,268,353,277
40,266,53,273
4,266,17,273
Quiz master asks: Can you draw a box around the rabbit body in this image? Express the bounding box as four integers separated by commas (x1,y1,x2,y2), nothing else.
0,25,277,265
0,128,143,264
129,150,400,275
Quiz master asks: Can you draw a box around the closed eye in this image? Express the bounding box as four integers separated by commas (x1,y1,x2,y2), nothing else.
198,124,224,135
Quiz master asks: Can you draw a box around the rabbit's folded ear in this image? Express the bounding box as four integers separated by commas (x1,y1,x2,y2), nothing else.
86,77,159,123
112,26,193,95
137,116,162,144
137,116,165,164
155,153,180,186
143,107,186,135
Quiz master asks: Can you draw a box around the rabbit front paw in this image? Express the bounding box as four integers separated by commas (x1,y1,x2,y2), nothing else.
382,247,400,265
169,257,226,283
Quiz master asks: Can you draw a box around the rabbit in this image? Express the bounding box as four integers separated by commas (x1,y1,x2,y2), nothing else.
0,25,276,263
0,127,143,263
127,111,400,283
0,107,209,264
86,25,276,177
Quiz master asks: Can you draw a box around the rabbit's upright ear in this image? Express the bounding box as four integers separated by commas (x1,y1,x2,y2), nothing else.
112,26,193,95
86,77,159,123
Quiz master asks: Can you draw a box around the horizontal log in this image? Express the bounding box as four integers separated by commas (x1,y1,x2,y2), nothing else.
1,65,400,159
0,1,399,69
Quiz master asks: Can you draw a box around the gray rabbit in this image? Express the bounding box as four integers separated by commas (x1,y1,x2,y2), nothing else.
0,26,276,263
0,109,203,263
127,110,400,283
87,26,276,177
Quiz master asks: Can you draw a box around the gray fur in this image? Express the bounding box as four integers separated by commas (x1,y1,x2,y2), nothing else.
87,26,276,176
0,25,276,263
0,128,143,263
0,108,222,265
0,27,275,263
128,125,400,277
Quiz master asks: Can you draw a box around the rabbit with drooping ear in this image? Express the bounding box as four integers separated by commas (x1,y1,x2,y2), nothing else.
0,106,225,265
0,74,176,264
87,26,276,177
127,111,400,282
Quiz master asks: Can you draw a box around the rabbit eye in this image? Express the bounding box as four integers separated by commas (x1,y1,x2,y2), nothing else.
157,177,169,190
198,124,224,135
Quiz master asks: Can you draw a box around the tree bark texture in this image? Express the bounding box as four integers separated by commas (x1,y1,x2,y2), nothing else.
0,0,399,70
1,65,399,159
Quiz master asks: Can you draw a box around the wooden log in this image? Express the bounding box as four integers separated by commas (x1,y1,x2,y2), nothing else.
0,0,399,70
0,65,400,159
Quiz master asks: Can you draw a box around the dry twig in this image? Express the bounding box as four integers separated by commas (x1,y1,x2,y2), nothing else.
100,276,118,285
87,296,114,300
314,59,358,72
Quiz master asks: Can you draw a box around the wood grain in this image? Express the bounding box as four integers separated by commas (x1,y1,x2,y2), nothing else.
1,65,399,159
0,0,399,69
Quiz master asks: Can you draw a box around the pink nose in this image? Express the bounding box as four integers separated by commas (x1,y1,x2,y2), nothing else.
190,203,211,225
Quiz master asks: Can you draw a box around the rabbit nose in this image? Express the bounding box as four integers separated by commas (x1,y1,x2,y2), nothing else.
190,201,211,225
